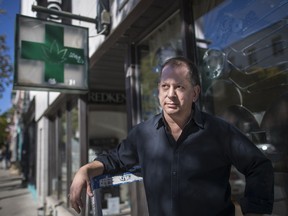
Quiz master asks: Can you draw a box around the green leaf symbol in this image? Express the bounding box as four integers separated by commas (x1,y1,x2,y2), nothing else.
42,40,68,64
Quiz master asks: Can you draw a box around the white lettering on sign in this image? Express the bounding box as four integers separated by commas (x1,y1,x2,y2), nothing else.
69,52,84,64
88,92,126,104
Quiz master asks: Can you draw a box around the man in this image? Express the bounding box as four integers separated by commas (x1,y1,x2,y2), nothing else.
69,57,274,215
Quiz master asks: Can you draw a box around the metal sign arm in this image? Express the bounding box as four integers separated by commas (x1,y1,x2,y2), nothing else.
31,5,96,24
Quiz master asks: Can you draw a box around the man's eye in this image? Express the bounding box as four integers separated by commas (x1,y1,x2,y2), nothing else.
161,84,169,89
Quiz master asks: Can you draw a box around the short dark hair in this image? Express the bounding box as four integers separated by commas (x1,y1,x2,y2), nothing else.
160,56,200,86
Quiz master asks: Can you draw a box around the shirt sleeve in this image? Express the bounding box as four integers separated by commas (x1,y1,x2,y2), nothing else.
226,124,274,214
95,129,139,175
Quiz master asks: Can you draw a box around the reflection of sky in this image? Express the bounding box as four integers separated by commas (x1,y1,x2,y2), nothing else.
200,0,288,49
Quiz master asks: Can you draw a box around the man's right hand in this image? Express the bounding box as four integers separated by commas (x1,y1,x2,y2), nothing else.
69,161,104,214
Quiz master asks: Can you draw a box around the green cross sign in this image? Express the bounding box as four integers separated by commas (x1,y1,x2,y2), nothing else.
21,24,85,83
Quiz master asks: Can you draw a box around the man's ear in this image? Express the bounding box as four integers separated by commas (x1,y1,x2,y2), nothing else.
193,85,201,101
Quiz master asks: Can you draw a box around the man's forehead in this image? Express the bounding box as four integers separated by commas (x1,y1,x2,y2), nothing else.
159,74,189,84
161,65,190,78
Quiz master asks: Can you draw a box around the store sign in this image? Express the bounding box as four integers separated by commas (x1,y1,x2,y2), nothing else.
87,91,126,105
14,15,89,93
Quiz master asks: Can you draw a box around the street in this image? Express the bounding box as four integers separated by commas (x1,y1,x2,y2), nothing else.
0,167,38,216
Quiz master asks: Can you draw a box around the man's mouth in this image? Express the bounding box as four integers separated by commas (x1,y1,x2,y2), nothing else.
166,103,178,108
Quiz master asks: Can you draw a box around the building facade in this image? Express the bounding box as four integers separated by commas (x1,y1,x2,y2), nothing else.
12,0,288,215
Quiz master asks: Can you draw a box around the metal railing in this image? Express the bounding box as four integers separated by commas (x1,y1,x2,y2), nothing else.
90,171,143,216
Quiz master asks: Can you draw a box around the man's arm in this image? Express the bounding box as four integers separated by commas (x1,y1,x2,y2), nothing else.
69,160,104,214
244,214,263,216
245,214,270,216
226,125,274,215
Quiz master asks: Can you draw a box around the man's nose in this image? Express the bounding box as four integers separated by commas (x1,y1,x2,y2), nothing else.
167,87,176,97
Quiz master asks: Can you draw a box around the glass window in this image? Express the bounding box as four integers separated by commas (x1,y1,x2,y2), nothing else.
71,105,80,180
87,111,130,216
272,36,284,56
48,100,82,208
138,12,183,120
59,111,67,203
192,0,288,215
50,120,58,198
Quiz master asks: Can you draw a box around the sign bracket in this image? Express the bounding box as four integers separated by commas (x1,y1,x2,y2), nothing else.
32,5,97,25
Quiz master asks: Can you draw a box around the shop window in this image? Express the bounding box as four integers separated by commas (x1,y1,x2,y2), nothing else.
50,120,58,198
87,111,129,215
71,105,80,181
48,100,81,208
138,12,183,120
192,0,288,215
59,111,67,203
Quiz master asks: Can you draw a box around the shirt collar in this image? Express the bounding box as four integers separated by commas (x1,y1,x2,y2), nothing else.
155,104,205,129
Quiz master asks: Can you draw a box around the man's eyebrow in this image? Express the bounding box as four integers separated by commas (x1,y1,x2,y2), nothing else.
159,81,185,85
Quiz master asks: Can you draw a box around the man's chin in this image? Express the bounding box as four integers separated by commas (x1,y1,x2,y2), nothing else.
164,108,179,115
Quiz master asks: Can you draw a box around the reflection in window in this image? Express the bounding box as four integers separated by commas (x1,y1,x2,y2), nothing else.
193,0,288,215
247,47,257,66
60,111,67,203
71,105,80,180
272,36,284,56
51,121,58,198
88,137,131,215
138,12,183,120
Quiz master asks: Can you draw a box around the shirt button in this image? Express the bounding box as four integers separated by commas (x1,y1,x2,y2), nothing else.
172,171,177,176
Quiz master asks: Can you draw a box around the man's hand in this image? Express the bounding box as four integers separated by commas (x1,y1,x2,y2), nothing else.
69,161,104,214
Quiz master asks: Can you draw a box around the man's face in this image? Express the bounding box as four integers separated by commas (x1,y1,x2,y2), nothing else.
158,64,199,118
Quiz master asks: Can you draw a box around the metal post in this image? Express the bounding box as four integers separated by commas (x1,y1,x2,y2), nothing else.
91,189,103,216
31,5,96,24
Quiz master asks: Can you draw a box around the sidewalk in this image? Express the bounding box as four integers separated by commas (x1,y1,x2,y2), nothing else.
0,167,38,216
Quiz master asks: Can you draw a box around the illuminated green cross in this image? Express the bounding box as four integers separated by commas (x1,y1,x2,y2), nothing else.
21,24,85,83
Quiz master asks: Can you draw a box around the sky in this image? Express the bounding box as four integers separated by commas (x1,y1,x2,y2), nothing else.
0,0,20,114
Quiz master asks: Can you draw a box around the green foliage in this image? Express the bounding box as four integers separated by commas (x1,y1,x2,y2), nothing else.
0,113,9,148
0,35,13,99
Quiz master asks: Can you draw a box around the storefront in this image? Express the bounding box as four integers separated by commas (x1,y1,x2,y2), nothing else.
193,1,288,215
48,0,288,215
113,0,287,215
132,0,288,215
18,0,287,215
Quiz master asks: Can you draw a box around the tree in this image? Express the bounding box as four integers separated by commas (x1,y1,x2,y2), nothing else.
0,34,13,99
0,10,13,99
0,112,9,149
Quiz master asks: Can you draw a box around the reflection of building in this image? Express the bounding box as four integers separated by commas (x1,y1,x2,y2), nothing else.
196,1,288,215
203,17,288,115
10,0,288,215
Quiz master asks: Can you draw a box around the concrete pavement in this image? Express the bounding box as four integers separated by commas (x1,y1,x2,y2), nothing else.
0,167,38,216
